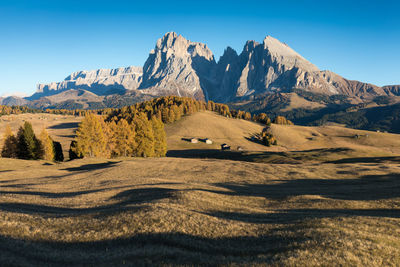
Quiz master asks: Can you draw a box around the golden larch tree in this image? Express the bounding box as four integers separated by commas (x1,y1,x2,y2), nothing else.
74,113,107,157
115,118,136,157
133,112,154,157
151,116,167,157
39,128,55,161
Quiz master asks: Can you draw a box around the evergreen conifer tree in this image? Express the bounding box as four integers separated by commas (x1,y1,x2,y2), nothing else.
16,121,44,160
69,140,83,160
53,141,64,162
1,125,18,158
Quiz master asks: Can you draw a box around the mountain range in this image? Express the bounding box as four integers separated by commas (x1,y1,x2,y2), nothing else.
27,32,399,105
3,32,400,132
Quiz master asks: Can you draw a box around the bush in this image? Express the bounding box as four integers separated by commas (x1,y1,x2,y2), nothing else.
261,128,277,147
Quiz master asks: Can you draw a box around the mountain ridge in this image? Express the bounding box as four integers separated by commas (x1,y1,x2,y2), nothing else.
30,32,399,106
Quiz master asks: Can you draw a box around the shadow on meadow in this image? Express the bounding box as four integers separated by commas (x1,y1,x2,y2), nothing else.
0,187,176,217
48,122,80,130
167,147,359,163
62,161,121,172
205,173,400,201
0,225,306,265
205,208,400,225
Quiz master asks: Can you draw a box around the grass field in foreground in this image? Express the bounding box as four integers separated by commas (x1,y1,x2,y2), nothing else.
0,156,399,265
1,111,400,265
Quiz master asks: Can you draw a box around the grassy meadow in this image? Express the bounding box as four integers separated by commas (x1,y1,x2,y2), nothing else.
0,111,399,265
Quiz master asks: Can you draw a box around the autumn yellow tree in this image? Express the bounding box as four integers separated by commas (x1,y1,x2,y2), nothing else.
114,119,136,157
132,112,154,157
273,116,294,125
102,120,116,158
73,113,107,157
151,116,167,157
39,128,55,161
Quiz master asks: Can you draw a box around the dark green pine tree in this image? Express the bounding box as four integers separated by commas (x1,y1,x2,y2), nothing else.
16,121,44,160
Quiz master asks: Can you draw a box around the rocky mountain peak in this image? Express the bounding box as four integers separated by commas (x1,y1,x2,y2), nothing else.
263,35,319,72
221,46,238,59
140,33,216,100
243,40,260,52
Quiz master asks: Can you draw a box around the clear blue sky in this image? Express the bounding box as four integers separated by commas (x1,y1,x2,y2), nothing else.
1,0,399,96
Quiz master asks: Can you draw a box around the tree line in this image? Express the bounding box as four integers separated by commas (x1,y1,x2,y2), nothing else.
70,96,213,159
69,113,167,159
71,97,293,157
2,98,293,126
1,122,63,161
2,96,295,160
0,105,41,116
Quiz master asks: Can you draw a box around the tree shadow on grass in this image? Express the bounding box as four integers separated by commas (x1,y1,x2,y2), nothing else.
0,187,176,217
203,173,400,201
327,156,400,164
166,147,356,164
0,185,130,199
205,208,400,224
62,161,121,172
48,122,79,130
167,149,300,164
0,227,306,265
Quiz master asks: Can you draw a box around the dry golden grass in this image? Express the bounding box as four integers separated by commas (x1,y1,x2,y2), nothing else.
165,111,268,151
280,93,326,111
0,111,399,265
0,157,399,265
0,113,82,159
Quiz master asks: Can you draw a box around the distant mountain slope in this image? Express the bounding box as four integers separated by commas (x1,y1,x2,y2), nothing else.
0,96,28,106
30,66,143,100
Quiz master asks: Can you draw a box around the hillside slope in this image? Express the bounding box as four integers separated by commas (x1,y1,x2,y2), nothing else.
165,111,400,162
165,111,267,151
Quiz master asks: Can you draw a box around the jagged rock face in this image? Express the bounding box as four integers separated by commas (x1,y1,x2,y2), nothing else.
35,66,143,98
212,36,326,101
31,32,399,105
210,47,241,102
211,36,393,101
140,32,216,100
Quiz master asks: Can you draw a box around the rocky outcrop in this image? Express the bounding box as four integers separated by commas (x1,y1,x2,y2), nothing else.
139,32,216,100
32,66,143,100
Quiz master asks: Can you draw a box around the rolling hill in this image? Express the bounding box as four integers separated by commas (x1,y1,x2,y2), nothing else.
1,111,400,265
